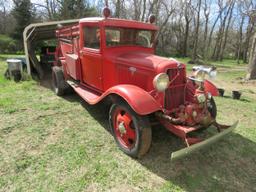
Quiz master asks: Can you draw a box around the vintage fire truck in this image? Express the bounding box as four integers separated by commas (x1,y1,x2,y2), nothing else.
52,9,237,160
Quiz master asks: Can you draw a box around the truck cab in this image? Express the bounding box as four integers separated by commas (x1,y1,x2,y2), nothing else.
52,12,237,160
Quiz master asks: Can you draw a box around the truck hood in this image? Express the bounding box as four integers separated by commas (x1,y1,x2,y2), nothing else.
116,51,181,73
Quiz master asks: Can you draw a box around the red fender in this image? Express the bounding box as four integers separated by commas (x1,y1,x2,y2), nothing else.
204,80,219,96
104,85,162,115
71,83,162,115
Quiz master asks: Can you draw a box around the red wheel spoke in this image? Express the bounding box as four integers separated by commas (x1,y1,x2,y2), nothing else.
112,107,137,149
121,133,130,145
116,113,123,123
126,125,136,140
122,113,132,126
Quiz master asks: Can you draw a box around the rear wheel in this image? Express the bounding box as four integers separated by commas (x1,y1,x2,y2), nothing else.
52,66,71,96
109,102,152,158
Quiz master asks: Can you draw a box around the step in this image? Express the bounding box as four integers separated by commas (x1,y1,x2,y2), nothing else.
67,80,101,104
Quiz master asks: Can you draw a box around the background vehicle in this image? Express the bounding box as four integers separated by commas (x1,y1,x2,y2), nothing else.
40,46,56,66
52,9,237,160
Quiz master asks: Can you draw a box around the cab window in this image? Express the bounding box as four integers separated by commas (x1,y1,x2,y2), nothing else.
105,27,155,48
83,26,100,49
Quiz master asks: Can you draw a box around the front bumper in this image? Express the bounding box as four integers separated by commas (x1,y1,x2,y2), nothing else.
171,121,239,161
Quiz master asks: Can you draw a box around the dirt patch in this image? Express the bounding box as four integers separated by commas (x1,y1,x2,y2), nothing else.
108,184,140,192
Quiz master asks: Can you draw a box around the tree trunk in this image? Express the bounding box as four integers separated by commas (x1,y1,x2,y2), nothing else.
115,0,121,18
182,0,192,57
140,0,146,21
192,0,202,62
219,1,235,61
202,13,209,59
207,13,220,59
237,16,244,64
183,17,190,57
247,33,256,80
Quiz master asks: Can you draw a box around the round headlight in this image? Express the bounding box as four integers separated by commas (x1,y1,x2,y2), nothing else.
153,73,169,92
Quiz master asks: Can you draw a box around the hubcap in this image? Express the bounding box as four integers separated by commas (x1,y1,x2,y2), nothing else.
118,121,126,135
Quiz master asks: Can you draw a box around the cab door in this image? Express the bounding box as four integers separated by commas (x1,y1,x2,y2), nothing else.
81,25,103,90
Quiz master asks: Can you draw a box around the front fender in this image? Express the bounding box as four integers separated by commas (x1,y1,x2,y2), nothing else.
204,80,219,96
105,85,162,115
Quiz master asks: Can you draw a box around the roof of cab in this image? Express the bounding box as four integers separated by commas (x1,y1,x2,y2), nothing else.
79,17,159,30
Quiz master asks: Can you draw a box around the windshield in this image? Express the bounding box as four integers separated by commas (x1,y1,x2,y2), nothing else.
105,27,155,48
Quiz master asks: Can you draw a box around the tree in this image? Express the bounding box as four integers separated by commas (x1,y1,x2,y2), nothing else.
12,0,35,42
247,32,256,79
58,0,98,19
192,0,202,62
212,0,235,61
202,0,211,59
182,0,193,57
0,0,7,34
246,5,256,79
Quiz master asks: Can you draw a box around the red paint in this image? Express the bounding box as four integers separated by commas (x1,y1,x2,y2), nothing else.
69,83,162,115
65,54,81,80
204,79,219,96
81,49,103,90
55,17,223,149
112,107,136,149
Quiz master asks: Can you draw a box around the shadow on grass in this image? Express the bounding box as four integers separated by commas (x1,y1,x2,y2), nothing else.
63,96,256,191
84,100,256,191
137,127,256,191
40,78,256,191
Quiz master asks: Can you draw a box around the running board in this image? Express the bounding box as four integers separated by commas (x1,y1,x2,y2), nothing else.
67,80,101,103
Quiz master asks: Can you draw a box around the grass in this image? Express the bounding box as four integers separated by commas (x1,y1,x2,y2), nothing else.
0,55,256,192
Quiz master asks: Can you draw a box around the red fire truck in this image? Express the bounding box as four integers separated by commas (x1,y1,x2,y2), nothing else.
52,9,237,160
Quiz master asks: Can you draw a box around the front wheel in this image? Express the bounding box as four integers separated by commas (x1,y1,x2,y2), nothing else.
109,102,152,158
207,97,217,119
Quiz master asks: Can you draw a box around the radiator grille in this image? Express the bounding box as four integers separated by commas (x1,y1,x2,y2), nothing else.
165,68,186,110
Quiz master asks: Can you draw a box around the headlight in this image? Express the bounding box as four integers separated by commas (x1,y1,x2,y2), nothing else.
153,73,169,92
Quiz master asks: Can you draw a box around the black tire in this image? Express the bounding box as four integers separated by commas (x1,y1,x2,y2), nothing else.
207,97,217,118
109,102,152,158
52,66,70,96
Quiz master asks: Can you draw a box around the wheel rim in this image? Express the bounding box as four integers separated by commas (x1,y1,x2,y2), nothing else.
113,107,136,149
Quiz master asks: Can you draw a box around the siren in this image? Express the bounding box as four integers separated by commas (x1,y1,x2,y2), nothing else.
192,66,217,79
148,14,156,24
103,6,111,18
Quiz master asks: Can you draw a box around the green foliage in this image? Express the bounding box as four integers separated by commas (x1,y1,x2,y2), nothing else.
58,0,99,19
12,0,36,42
0,55,255,191
0,35,19,53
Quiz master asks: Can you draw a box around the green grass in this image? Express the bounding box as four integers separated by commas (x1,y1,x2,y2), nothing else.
0,55,256,191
